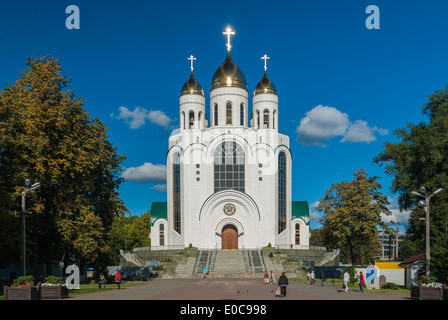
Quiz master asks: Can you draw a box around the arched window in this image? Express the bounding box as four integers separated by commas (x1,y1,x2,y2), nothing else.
181,111,185,130
278,151,287,234
189,111,194,129
263,109,270,128
273,110,277,130
295,223,300,245
173,153,181,234
214,103,218,126
159,224,165,246
240,103,244,126
226,102,232,125
214,141,245,192
256,110,260,129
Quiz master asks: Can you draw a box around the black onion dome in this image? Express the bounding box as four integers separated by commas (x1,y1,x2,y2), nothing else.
254,71,277,96
181,72,204,96
211,52,247,91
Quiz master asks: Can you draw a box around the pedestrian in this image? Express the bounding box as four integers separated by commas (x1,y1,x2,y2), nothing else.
320,271,325,286
359,271,365,294
278,272,289,297
114,269,122,290
270,271,275,284
343,270,350,292
264,271,269,284
311,270,315,285
99,272,106,288
306,271,310,284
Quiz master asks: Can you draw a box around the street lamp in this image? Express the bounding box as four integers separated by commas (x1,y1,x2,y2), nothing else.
411,187,443,277
21,179,40,276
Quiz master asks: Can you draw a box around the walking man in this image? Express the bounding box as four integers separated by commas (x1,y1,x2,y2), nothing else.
343,270,350,292
278,272,289,297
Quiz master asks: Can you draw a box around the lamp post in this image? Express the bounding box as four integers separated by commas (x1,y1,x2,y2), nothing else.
411,186,443,277
21,179,40,276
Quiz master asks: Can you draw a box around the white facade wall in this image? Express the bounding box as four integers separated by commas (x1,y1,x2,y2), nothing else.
151,70,309,250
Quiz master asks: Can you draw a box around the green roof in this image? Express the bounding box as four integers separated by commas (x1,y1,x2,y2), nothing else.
292,201,310,225
150,202,167,226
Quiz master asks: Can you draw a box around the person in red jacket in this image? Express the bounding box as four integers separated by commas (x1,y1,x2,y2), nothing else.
359,271,365,294
114,269,122,290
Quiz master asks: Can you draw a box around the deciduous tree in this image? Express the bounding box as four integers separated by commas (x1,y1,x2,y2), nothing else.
316,169,391,266
0,55,127,268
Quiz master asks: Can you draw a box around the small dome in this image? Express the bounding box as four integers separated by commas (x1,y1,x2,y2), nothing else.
181,72,204,96
211,52,247,91
254,71,277,96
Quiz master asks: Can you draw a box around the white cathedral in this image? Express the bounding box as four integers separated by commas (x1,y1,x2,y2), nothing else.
150,27,310,250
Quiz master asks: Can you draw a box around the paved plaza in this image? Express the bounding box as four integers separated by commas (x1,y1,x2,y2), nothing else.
69,278,410,300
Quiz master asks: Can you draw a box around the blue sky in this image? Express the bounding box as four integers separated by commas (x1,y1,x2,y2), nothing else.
1,0,448,231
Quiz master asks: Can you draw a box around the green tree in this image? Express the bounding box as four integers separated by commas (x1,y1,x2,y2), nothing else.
374,86,448,282
316,169,391,266
0,55,127,268
124,210,151,250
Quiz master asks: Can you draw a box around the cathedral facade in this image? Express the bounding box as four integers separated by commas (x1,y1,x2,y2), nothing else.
150,28,310,250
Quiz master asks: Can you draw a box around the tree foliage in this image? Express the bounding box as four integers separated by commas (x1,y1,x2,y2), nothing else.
0,55,127,267
104,211,151,265
316,169,391,266
374,86,448,282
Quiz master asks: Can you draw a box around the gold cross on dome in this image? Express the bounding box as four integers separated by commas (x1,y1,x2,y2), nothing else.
223,27,235,51
188,55,196,71
261,54,270,71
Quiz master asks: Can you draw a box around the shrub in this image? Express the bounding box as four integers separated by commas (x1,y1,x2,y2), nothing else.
382,282,400,290
13,275,35,287
44,275,63,285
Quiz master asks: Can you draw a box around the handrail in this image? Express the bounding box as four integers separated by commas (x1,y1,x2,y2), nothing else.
210,243,218,272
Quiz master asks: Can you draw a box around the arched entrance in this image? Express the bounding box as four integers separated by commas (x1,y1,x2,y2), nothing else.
221,225,238,250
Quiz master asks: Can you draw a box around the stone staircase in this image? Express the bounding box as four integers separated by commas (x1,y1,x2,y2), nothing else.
165,249,286,279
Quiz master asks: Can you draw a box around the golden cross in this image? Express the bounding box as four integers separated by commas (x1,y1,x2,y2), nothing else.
188,55,196,72
223,27,235,51
261,54,270,72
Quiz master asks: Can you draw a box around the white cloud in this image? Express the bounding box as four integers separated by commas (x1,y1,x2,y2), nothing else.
309,201,321,221
341,120,389,144
122,162,167,183
147,110,175,130
296,105,350,147
151,183,167,192
114,106,148,129
296,105,388,147
112,107,175,130
381,196,411,226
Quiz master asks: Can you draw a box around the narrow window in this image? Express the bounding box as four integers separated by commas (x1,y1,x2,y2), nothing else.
295,223,300,245
278,151,287,234
159,224,165,246
214,103,218,126
273,110,277,130
189,111,194,129
226,102,232,125
181,111,185,130
240,103,244,126
173,153,181,234
263,109,269,128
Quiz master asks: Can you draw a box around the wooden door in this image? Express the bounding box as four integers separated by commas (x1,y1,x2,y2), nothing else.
222,225,238,250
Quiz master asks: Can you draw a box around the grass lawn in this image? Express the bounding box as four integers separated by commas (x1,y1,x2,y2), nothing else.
69,281,149,296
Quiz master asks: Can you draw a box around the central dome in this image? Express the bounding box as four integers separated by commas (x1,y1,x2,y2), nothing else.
210,52,247,92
